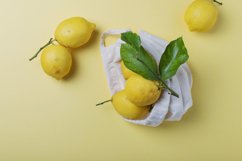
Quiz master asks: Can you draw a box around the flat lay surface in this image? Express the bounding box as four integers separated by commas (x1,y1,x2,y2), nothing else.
0,0,242,161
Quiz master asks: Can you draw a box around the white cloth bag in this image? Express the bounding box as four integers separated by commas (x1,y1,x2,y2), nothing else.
100,29,193,127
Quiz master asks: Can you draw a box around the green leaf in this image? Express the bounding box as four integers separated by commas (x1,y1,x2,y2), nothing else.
120,43,159,80
121,31,141,50
159,37,189,81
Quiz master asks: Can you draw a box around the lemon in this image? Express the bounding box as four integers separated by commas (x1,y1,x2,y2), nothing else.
40,45,72,79
55,17,96,48
125,76,162,106
112,90,150,120
184,0,218,32
120,61,139,79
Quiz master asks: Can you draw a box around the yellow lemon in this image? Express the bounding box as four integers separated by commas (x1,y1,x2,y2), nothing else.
40,45,72,79
120,61,139,79
55,17,96,48
112,90,150,120
184,0,218,32
125,76,162,106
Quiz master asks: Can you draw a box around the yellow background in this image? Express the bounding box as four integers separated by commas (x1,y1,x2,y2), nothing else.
0,0,241,160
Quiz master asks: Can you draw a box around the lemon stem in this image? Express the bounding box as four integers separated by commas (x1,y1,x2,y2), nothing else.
213,0,223,5
96,99,112,106
29,38,55,61
158,80,179,98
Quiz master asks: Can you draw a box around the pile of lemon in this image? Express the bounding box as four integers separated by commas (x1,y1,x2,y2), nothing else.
30,17,95,79
30,0,223,121
97,62,163,120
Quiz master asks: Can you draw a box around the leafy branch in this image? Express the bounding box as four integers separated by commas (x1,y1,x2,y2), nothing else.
120,31,189,98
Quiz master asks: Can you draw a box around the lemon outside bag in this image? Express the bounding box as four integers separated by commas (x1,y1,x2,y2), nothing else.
100,29,193,127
